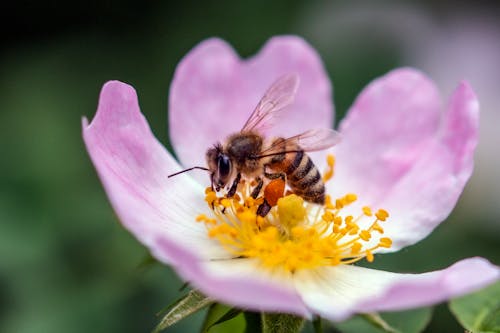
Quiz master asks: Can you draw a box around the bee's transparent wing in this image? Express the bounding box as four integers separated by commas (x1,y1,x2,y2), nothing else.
241,73,299,133
259,128,342,156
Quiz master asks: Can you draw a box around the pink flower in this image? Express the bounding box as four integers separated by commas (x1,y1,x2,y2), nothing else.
82,36,499,321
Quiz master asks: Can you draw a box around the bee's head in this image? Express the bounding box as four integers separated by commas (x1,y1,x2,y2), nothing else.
206,144,233,191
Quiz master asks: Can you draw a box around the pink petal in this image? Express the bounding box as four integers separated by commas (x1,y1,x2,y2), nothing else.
84,81,310,316
357,257,499,314
378,82,479,250
331,68,441,202
152,236,311,317
169,36,333,183
330,69,479,250
441,81,479,179
83,81,230,261
294,258,499,322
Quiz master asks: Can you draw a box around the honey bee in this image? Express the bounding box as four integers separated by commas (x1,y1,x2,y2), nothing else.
170,74,341,216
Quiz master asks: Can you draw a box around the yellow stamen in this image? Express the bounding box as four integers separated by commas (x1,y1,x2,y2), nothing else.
322,154,335,182
277,194,306,229
366,250,374,262
205,191,217,206
196,155,392,273
362,206,373,216
379,237,393,248
359,230,371,241
220,198,232,208
375,209,389,221
345,193,357,203
372,222,384,234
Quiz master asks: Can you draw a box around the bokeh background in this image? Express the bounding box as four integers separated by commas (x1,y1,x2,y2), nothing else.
1,1,499,332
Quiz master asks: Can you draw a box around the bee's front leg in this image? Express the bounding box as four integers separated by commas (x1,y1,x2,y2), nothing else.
227,172,241,198
257,200,271,217
251,177,264,199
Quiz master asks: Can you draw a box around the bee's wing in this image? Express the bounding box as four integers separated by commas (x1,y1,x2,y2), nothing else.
241,73,299,133
260,128,342,156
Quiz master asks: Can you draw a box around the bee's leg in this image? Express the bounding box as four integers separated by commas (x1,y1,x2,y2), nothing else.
263,165,286,181
227,173,241,198
251,177,264,199
257,199,271,217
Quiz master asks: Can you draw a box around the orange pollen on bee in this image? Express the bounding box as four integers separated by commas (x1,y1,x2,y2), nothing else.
195,154,392,273
264,179,286,206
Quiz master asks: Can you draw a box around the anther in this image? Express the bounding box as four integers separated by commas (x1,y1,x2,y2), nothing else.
366,250,374,262
359,230,371,241
372,222,384,234
345,193,357,203
375,209,389,221
379,237,392,248
362,206,373,216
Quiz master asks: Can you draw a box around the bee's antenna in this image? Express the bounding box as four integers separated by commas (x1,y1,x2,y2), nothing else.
168,166,209,178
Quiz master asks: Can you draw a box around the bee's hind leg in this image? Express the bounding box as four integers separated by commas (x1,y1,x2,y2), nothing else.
255,167,286,217
227,173,241,198
263,165,286,181
252,166,285,199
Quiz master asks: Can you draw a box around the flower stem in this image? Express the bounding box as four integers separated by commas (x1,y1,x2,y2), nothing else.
261,313,305,333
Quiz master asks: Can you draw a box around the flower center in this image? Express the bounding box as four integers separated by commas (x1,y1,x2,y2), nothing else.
196,154,392,273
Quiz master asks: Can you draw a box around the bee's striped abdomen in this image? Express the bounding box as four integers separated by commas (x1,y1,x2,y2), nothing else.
286,150,325,204
267,141,325,205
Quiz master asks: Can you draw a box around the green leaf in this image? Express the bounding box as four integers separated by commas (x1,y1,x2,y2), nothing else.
243,312,261,333
361,313,399,333
153,290,213,332
261,313,305,333
204,306,243,332
449,281,500,333
201,303,246,333
312,316,322,333
178,281,190,292
333,307,433,333
135,253,158,271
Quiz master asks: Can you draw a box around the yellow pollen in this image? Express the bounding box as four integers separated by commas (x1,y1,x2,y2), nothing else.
321,211,334,222
196,214,207,222
327,154,335,167
322,154,335,182
379,237,393,248
277,194,306,229
220,198,232,208
335,199,344,209
366,250,374,262
351,242,362,254
333,216,343,225
345,193,357,203
237,209,257,225
362,206,373,216
205,191,217,206
375,209,389,221
325,195,334,210
196,155,393,273
372,222,384,234
359,230,372,241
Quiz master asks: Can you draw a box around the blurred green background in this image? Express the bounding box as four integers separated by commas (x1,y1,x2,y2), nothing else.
1,1,499,332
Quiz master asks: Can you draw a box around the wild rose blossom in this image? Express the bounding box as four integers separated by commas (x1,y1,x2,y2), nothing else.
83,36,499,321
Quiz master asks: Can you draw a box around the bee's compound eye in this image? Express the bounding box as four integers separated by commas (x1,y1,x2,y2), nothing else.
217,155,231,179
